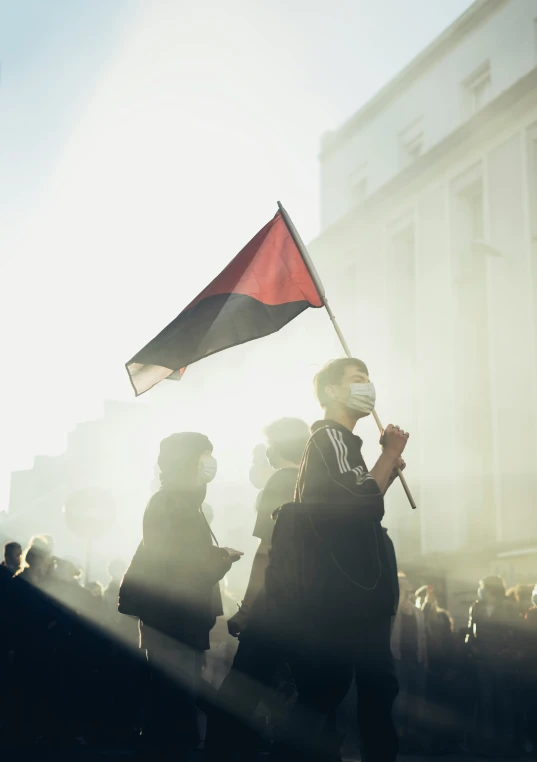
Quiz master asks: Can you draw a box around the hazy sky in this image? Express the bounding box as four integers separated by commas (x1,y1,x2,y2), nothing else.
0,0,473,508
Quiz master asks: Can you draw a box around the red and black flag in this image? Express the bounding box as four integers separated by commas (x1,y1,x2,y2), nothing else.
126,211,322,396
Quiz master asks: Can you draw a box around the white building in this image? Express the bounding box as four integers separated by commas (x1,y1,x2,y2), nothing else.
4,401,156,572
309,0,537,593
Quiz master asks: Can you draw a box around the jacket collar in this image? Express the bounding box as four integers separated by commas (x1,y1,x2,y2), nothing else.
311,419,363,447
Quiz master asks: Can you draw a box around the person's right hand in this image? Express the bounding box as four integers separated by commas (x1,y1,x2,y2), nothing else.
223,547,243,563
381,424,409,458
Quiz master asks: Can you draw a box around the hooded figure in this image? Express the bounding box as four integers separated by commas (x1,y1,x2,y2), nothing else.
119,433,236,759
120,432,233,651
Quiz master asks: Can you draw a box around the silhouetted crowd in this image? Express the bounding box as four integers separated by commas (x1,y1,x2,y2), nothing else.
387,573,537,758
2,536,537,758
0,536,143,751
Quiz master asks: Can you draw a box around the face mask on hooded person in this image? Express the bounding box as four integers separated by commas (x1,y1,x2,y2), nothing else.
199,453,218,485
158,432,215,493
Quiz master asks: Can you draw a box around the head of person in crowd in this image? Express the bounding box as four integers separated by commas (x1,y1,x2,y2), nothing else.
314,357,375,423
415,584,454,630
249,443,275,490
107,558,127,584
397,572,415,612
263,417,310,470
415,584,437,612
3,541,22,574
505,583,533,617
506,586,517,604
17,535,54,584
158,432,216,499
513,584,533,611
477,575,506,606
41,534,55,554
86,581,104,599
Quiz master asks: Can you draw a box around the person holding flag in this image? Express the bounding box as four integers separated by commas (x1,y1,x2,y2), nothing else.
264,357,408,762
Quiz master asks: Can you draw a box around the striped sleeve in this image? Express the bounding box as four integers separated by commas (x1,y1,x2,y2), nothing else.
311,426,382,499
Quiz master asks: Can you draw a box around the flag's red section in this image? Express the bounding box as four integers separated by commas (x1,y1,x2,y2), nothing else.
186,212,322,310
126,210,322,396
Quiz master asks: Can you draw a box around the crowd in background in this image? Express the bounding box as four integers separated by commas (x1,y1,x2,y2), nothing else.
388,572,537,758
1,531,536,757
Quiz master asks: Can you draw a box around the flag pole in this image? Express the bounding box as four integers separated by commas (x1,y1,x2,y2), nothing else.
277,201,417,510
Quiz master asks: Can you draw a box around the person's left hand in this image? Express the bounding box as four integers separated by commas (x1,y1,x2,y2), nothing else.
385,458,406,493
227,606,250,637
223,547,244,563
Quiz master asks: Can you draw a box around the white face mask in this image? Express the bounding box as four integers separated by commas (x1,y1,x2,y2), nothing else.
199,455,218,485
345,382,376,415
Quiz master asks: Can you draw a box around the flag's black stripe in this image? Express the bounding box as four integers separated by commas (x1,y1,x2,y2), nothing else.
130,292,312,371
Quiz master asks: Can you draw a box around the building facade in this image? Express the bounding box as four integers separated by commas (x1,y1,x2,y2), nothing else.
309,0,537,597
4,401,157,572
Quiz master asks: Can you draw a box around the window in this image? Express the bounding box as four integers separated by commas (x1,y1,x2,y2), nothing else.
469,188,484,241
472,75,490,111
400,119,423,167
387,218,417,368
451,163,485,252
346,166,367,208
391,226,416,285
462,62,491,118
528,123,537,238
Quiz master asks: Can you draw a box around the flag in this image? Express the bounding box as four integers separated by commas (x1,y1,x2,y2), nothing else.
126,211,322,396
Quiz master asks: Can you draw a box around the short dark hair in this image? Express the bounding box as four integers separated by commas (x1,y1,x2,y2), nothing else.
480,575,506,599
23,535,52,570
313,358,369,408
4,541,22,558
263,417,310,465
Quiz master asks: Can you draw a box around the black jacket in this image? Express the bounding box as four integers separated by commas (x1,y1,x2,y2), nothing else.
264,420,396,649
119,491,232,650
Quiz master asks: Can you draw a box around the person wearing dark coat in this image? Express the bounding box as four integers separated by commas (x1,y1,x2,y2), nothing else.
205,418,310,762
120,432,242,761
466,576,517,755
264,358,407,762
